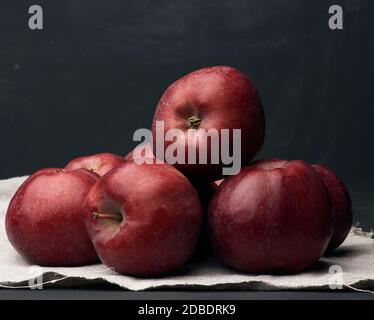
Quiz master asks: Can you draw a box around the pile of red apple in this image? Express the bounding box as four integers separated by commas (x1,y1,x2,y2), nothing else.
5,66,352,277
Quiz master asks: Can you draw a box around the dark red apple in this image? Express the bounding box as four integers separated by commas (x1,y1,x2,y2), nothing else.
312,164,353,251
127,143,216,259
151,66,265,181
84,161,203,276
5,168,99,266
209,159,333,274
65,153,125,176
128,143,215,260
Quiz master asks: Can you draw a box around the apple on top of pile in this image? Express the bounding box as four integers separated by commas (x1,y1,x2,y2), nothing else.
5,66,352,277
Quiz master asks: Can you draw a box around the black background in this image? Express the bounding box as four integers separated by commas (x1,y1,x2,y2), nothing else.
0,1,373,228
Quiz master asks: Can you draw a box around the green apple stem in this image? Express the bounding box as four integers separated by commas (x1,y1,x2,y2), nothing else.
92,212,122,222
188,116,202,129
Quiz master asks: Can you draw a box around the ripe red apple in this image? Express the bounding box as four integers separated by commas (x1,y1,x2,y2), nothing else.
151,66,265,181
5,168,99,266
84,161,203,276
209,159,333,274
128,143,215,260
126,142,215,259
312,164,353,251
65,153,125,176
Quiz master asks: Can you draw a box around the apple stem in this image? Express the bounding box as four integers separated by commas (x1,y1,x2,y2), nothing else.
188,116,202,129
92,212,122,222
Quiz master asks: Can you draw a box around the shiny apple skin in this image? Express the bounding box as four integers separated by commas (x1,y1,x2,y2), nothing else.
312,164,353,251
65,153,125,176
5,168,99,266
151,66,265,181
209,159,333,274
84,161,203,276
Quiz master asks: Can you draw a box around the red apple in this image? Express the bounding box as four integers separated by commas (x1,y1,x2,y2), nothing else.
126,142,215,259
209,159,333,274
65,153,125,176
151,66,265,181
84,161,203,276
5,168,99,266
312,164,353,251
